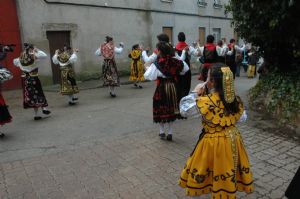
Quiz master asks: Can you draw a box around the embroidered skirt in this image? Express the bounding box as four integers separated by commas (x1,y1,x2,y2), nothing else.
60,67,79,95
153,78,181,123
0,93,12,125
179,127,254,198
247,65,256,78
129,59,144,81
22,74,48,109
102,59,120,87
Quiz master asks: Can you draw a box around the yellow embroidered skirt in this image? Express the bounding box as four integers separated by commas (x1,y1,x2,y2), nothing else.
179,127,254,198
247,65,256,78
60,67,79,95
129,60,144,81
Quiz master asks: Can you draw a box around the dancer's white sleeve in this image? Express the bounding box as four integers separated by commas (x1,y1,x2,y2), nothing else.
95,48,101,56
35,50,47,59
52,54,59,64
69,53,78,64
114,46,123,54
144,63,163,80
142,51,157,63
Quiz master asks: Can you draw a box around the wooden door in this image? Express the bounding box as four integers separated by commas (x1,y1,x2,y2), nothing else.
162,27,173,45
198,27,206,46
46,31,70,84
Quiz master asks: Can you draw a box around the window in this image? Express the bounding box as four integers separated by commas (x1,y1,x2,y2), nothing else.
214,0,223,8
198,0,207,7
199,27,206,46
162,27,173,45
212,28,221,43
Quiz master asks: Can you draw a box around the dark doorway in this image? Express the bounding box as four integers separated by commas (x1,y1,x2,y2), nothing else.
46,31,70,84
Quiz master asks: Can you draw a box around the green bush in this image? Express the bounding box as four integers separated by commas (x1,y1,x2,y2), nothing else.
249,73,300,124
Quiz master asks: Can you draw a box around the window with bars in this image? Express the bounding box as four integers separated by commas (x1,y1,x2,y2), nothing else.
214,0,223,8
198,0,207,7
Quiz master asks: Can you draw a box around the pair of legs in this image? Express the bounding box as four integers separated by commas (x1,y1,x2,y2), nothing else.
134,81,143,89
109,86,116,97
67,94,78,105
159,122,173,141
33,107,51,120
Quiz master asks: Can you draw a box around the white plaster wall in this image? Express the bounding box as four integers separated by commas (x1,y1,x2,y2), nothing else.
16,0,233,80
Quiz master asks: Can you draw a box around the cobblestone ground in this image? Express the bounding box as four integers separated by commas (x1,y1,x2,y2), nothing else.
0,117,299,199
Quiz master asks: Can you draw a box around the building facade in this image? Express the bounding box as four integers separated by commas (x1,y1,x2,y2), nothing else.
1,0,236,88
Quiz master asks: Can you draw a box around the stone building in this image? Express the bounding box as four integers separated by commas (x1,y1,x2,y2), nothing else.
1,0,236,88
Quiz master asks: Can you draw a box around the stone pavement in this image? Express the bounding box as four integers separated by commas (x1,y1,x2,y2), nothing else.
0,73,299,198
1,116,299,199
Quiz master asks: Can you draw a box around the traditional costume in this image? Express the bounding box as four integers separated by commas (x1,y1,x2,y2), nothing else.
13,44,51,120
52,48,79,105
175,41,192,98
0,51,13,138
247,51,257,78
179,66,253,198
144,52,189,141
129,46,144,88
95,37,123,97
226,43,245,78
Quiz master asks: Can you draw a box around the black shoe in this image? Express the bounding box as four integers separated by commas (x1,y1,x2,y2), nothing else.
69,101,76,106
159,133,166,139
134,83,138,87
42,110,51,115
166,134,172,141
0,133,5,138
34,116,42,121
72,97,78,101
110,92,116,98
138,85,143,89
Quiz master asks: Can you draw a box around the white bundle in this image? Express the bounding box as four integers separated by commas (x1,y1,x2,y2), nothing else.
0,68,13,83
179,92,200,118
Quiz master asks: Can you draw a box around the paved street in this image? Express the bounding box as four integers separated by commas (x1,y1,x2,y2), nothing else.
0,73,299,199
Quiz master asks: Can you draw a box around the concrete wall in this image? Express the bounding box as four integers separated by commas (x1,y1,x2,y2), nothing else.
16,0,234,83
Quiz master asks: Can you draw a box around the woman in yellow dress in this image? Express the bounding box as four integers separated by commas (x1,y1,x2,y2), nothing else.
179,63,254,198
129,44,144,88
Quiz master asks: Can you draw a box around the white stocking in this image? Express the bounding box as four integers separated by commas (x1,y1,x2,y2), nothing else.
166,123,173,135
159,123,165,135
34,108,39,116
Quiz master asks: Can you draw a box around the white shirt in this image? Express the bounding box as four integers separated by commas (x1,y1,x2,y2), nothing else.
144,58,189,81
216,44,228,57
13,49,47,72
227,45,245,56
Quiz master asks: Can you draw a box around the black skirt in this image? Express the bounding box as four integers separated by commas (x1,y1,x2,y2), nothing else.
178,70,191,99
22,74,48,109
285,167,300,199
153,78,181,123
0,93,12,125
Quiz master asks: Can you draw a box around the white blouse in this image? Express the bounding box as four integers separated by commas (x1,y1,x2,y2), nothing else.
227,45,245,56
13,49,47,72
52,53,77,67
144,59,189,81
216,44,228,57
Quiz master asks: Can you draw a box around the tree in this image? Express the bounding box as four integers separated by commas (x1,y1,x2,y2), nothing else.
226,0,300,73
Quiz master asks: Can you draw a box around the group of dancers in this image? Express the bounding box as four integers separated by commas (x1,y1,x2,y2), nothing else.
0,32,255,198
